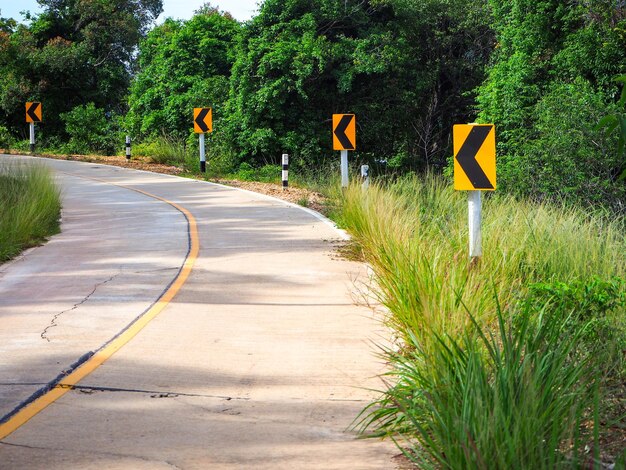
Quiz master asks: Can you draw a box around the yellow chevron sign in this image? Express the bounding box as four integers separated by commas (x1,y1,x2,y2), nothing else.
26,102,42,123
332,114,356,151
453,124,496,191
194,108,212,133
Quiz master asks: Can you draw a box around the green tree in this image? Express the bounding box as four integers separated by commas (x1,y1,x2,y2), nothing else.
386,0,493,168
503,79,623,207
61,102,120,155
477,0,626,210
226,0,492,170
0,0,162,137
126,5,239,140
597,75,626,183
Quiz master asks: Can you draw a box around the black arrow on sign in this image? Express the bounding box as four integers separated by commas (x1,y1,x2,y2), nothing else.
334,115,355,150
194,108,210,133
27,102,41,122
456,126,494,190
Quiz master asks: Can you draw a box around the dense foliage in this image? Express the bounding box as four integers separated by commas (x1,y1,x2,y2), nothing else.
477,0,626,210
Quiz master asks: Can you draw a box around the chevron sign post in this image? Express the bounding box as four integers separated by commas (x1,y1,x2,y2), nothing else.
453,124,496,259
26,102,42,153
194,108,212,173
333,114,356,187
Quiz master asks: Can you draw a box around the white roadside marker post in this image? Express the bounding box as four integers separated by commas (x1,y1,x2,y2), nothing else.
126,135,131,160
29,122,35,153
282,153,289,190
468,190,482,257
199,133,206,173
361,164,370,190
340,150,349,188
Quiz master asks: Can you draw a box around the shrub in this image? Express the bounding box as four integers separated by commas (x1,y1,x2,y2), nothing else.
134,134,189,166
0,126,14,149
235,162,255,181
523,277,626,376
60,103,121,155
11,140,31,152
258,164,280,182
499,79,624,211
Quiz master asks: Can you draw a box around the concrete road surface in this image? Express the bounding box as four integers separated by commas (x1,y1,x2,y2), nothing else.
0,155,397,469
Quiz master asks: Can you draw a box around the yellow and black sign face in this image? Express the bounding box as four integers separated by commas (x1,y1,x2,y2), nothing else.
193,108,212,133
453,124,496,191
333,114,356,151
26,102,42,123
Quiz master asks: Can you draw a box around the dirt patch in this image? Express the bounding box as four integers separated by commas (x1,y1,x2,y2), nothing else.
211,179,326,214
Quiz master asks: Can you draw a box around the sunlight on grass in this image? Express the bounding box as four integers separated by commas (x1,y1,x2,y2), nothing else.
340,174,625,344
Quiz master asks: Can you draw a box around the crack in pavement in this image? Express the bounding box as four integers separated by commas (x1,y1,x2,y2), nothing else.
0,383,366,404
65,384,250,401
40,272,121,343
133,267,179,274
0,383,363,406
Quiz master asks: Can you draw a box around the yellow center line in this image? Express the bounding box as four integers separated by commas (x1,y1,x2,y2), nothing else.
0,174,199,440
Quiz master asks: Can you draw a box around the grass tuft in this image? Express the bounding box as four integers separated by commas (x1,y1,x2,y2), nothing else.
133,134,189,165
0,162,61,262
358,300,598,469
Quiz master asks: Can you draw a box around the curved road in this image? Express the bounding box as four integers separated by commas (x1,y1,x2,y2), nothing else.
0,155,396,469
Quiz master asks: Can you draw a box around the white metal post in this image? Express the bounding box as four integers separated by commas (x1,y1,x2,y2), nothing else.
29,122,35,153
361,164,370,189
468,190,482,257
199,133,206,173
340,149,349,187
282,153,289,190
125,135,131,160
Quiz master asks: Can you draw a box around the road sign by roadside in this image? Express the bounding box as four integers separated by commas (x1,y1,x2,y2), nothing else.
26,102,42,123
453,124,496,191
333,114,356,151
194,108,212,133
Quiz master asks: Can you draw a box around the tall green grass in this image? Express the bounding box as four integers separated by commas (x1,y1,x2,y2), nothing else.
340,174,626,345
0,163,61,262
340,174,626,467
359,303,599,469
133,134,189,166
133,133,236,175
